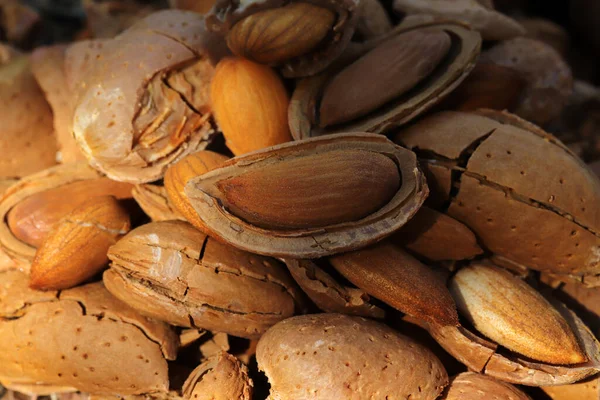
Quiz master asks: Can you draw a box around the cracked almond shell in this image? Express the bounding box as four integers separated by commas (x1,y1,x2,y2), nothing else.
395,110,600,278
183,133,428,258
132,184,184,222
289,19,481,140
206,0,360,77
66,10,227,183
0,271,178,395
442,372,531,400
256,313,448,399
0,163,133,272
104,220,307,338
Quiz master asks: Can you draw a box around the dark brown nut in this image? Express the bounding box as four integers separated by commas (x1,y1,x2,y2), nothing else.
329,241,459,326
356,0,392,40
289,20,481,140
30,45,85,164
0,0,40,45
395,110,600,280
0,272,178,395
442,372,531,399
284,259,386,319
183,133,427,258
256,313,448,399
81,0,165,39
132,184,184,222
520,18,570,56
0,163,133,272
0,50,58,178
392,0,525,40
104,220,307,338
30,196,131,291
390,206,483,261
182,352,252,400
480,38,573,125
206,0,360,77
66,10,226,183
170,0,217,15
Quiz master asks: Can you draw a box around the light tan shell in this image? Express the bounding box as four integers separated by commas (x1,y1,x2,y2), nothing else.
182,352,253,400
284,259,385,319
0,163,132,272
0,272,178,395
0,51,58,177
542,376,600,400
442,372,531,399
395,110,600,278
392,0,525,40
132,184,184,222
257,313,448,399
105,220,306,338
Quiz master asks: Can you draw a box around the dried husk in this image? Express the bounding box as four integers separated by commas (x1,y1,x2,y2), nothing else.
289,19,481,140
206,0,361,77
442,372,532,399
257,314,448,399
66,10,227,183
0,163,133,272
183,133,428,258
132,184,184,222
0,272,178,395
284,259,385,319
182,352,252,400
391,206,483,261
105,220,307,338
392,0,525,40
394,110,600,279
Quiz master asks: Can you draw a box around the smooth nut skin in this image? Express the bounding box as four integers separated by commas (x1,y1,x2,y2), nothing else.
442,372,531,400
210,57,292,156
226,3,336,65
105,220,306,338
0,275,178,395
395,111,600,278
30,196,131,291
256,313,448,399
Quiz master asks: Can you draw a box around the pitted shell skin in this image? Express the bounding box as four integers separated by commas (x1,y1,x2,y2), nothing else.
66,10,226,183
105,220,306,338
442,372,531,400
395,110,600,278
541,376,600,400
182,352,252,400
183,133,428,258
256,313,448,399
289,19,481,140
0,274,178,395
206,0,361,77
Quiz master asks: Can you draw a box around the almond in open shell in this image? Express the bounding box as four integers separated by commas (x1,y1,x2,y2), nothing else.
289,18,481,140
183,133,427,258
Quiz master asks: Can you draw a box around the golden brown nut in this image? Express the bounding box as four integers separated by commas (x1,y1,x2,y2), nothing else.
256,314,448,399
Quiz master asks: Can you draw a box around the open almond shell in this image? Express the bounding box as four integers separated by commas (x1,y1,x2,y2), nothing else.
289,19,481,140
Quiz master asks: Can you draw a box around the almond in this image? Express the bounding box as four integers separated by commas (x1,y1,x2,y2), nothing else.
226,3,335,65
449,264,587,365
210,57,292,155
30,196,130,290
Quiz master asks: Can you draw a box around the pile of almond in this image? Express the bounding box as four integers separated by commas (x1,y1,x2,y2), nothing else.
2,0,600,399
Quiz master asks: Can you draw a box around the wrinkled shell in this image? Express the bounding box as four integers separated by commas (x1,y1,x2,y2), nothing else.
132,184,183,222
395,111,600,278
0,52,58,177
30,45,84,164
391,206,483,261
289,20,481,140
392,0,525,40
329,241,459,326
0,163,133,272
67,11,224,183
442,372,531,399
284,259,385,319
0,273,178,395
182,352,252,400
257,314,448,399
480,38,573,125
184,133,427,258
105,220,306,338
206,0,360,77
